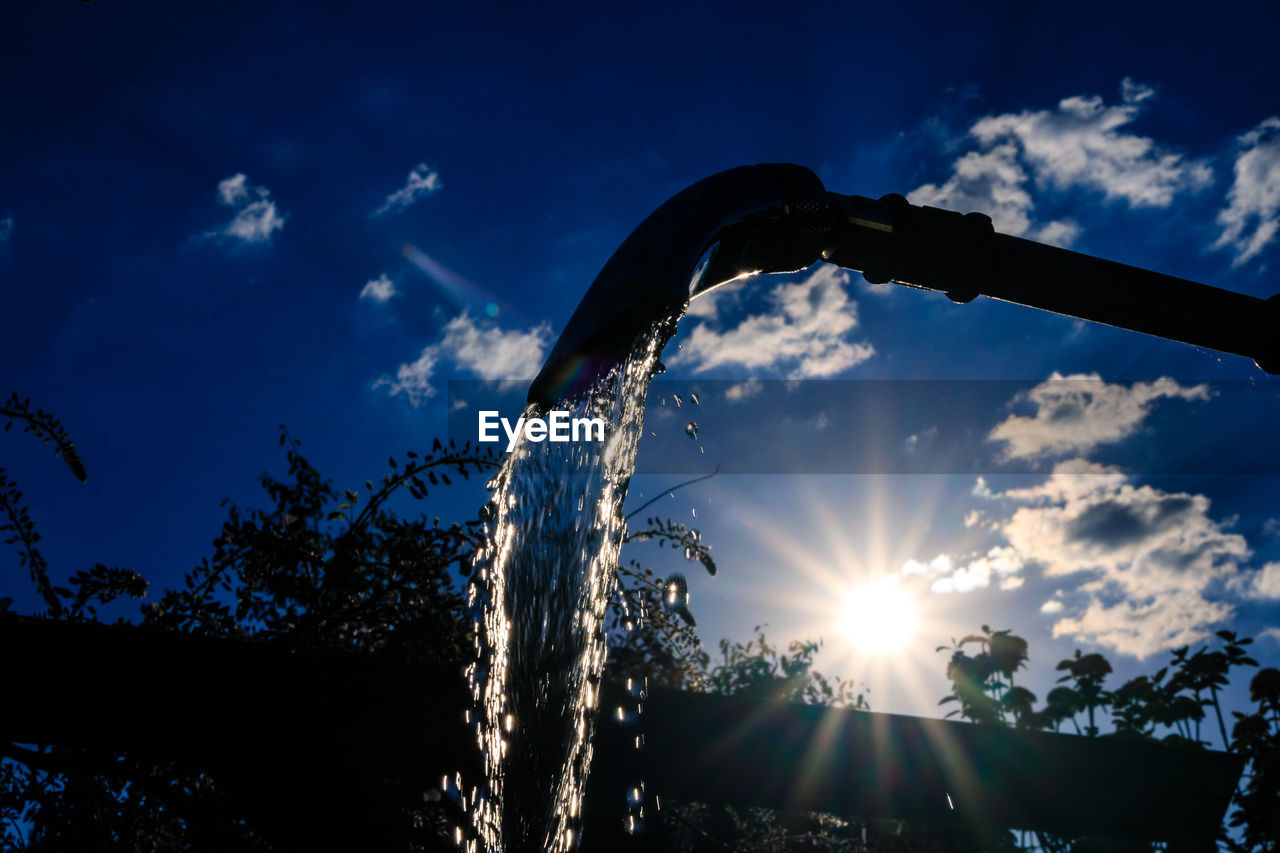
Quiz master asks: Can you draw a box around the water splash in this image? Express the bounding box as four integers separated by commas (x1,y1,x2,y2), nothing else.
465,318,677,851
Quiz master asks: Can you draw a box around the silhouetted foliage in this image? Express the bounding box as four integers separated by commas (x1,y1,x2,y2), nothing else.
2,402,1278,851
0,408,727,849
935,625,1277,853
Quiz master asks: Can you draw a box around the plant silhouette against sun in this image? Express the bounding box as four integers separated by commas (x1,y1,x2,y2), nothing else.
2,397,1278,852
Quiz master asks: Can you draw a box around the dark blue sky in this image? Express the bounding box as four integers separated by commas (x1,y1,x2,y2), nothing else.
4,0,1280,719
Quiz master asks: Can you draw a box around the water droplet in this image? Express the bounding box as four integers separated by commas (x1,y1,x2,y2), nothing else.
691,392,700,405
664,574,688,608
672,393,683,407
685,421,698,439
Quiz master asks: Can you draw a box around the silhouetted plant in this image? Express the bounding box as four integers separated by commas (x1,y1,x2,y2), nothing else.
0,407,731,849
936,627,1276,853
1224,665,1280,852
937,625,1032,727
4,400,1278,851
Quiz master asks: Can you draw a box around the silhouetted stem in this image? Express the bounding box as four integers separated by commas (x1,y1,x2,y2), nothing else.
1209,686,1229,749
625,465,720,520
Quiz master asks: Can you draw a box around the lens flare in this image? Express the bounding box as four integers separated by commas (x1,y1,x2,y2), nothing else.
840,579,917,654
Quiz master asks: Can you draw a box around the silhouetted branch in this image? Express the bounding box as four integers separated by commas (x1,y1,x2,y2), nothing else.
625,464,719,521
2,393,87,482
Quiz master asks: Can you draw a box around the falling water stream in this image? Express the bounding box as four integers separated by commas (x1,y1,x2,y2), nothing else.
464,316,680,852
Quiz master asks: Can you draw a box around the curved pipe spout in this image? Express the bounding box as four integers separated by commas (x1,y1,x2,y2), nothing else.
527,164,832,407
529,164,1280,407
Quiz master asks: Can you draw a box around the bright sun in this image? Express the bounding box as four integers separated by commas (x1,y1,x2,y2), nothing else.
839,579,918,655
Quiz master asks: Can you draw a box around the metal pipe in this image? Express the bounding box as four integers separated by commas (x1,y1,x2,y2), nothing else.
825,191,1280,372
529,164,1279,407
527,164,832,407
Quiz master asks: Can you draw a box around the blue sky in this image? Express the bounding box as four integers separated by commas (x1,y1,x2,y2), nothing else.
3,0,1280,720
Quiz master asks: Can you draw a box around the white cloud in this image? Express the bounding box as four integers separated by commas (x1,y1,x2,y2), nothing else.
998,463,1247,589
724,378,763,402
1248,561,1280,598
909,372,1249,658
380,348,439,407
989,460,1247,658
685,287,727,318
970,89,1212,206
374,162,442,216
378,313,552,406
1033,219,1082,247
226,200,286,243
1213,117,1280,266
909,81,1210,247
360,274,397,303
909,143,1078,244
214,174,285,244
904,425,939,456
1260,627,1280,645
217,174,250,206
1263,517,1280,538
1051,591,1233,659
669,265,874,377
1121,77,1156,105
436,313,552,380
0,213,13,242
901,554,953,577
926,546,1024,594
989,373,1212,461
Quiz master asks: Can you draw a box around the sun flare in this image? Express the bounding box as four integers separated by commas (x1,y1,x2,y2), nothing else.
839,579,918,655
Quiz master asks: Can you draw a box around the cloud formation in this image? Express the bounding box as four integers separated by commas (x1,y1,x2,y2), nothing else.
374,162,442,216
1213,117,1280,266
378,313,552,406
723,378,763,402
902,374,1255,658
986,459,1246,657
669,265,874,377
910,79,1210,246
1248,561,1280,598
916,546,1025,594
215,174,285,243
359,273,396,303
989,373,1212,461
